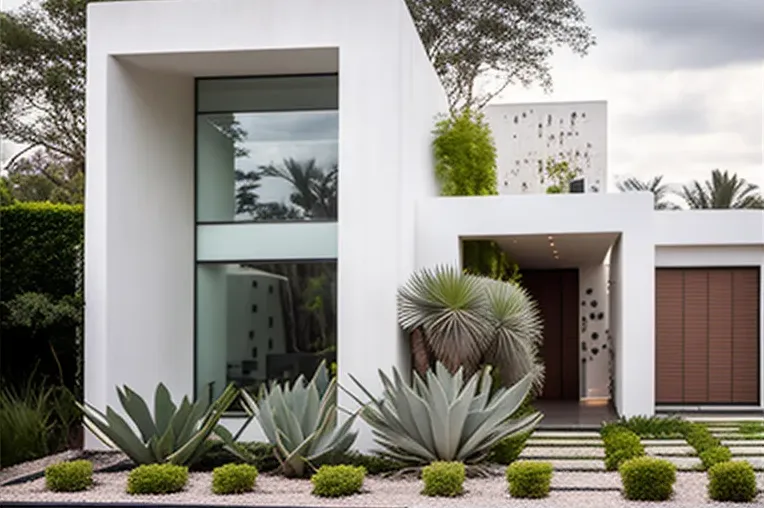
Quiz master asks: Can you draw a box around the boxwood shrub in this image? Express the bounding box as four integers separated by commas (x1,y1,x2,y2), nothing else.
421,461,465,497
490,431,531,465
699,446,732,471
619,456,676,501
127,464,188,495
707,461,757,502
684,424,720,453
505,461,553,499
45,460,93,492
603,429,645,471
211,463,258,495
311,465,365,498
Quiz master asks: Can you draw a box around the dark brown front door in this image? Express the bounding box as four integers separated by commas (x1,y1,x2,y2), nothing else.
521,269,579,400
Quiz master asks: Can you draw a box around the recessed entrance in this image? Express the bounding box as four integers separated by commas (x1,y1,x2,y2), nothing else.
521,269,580,400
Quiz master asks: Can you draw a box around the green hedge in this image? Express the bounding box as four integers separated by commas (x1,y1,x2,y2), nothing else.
0,203,83,392
0,203,83,301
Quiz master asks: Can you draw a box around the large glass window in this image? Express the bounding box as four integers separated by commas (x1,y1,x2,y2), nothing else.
196,75,338,223
196,261,336,400
195,74,339,404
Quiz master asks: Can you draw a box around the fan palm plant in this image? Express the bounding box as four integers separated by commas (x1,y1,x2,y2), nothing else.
616,175,679,210
397,265,543,389
678,169,764,209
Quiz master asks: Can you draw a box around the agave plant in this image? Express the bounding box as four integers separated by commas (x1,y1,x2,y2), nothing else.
398,265,544,389
78,383,237,465
348,362,542,467
239,361,357,477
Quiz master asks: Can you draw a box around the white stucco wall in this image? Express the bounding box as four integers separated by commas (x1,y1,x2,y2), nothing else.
86,0,447,451
485,101,607,195
416,192,656,416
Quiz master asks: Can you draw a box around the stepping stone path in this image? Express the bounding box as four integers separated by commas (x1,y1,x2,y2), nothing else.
520,446,605,459
518,430,606,472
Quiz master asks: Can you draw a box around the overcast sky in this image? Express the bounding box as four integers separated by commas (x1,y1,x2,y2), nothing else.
1,0,762,191
493,0,763,190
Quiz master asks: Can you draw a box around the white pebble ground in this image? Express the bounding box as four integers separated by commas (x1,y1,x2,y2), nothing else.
1,472,763,507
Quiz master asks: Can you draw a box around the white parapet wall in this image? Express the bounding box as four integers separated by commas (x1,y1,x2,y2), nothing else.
485,101,607,195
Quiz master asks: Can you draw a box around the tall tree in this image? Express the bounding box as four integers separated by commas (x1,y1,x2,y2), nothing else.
679,169,764,209
616,175,680,210
0,0,103,203
407,0,595,110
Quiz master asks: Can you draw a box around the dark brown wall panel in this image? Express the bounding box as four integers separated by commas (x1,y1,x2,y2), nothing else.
683,270,709,403
708,270,733,402
731,269,759,404
655,269,684,404
561,270,580,400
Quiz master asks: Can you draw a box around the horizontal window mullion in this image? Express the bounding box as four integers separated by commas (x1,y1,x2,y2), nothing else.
196,222,337,262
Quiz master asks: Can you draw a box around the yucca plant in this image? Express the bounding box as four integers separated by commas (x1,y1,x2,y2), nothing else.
398,265,544,389
348,362,541,470
239,361,357,477
78,383,238,465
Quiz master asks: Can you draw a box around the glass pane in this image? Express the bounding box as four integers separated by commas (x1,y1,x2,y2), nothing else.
196,261,337,401
196,76,338,223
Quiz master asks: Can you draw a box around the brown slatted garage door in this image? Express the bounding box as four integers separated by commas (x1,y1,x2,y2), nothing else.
656,268,760,405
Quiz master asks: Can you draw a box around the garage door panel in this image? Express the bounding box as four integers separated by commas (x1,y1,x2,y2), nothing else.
732,269,759,404
683,271,709,403
656,267,760,406
656,270,684,404
708,270,733,403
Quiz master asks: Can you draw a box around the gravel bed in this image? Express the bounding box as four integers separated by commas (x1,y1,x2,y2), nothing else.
0,450,82,486
1,471,761,507
521,446,604,459
646,446,696,456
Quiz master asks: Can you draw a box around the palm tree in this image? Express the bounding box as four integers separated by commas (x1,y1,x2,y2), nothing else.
397,265,544,391
259,158,338,219
679,169,764,209
616,175,679,210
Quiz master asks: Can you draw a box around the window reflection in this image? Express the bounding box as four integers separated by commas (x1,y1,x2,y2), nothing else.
196,75,338,223
196,261,336,399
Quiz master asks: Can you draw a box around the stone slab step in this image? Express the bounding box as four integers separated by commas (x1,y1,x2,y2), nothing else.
646,446,695,456
526,439,603,447
520,447,605,459
724,440,764,447
727,446,764,455
532,430,601,439
663,457,702,470
518,459,604,471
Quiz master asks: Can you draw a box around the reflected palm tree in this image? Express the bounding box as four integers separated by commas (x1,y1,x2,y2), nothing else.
259,158,338,219
678,169,764,209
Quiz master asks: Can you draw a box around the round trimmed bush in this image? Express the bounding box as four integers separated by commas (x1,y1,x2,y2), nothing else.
127,464,188,495
619,456,676,501
421,461,465,497
604,430,645,471
45,460,93,492
211,463,258,495
506,461,553,499
699,446,732,471
708,461,757,502
311,465,365,498
490,431,531,465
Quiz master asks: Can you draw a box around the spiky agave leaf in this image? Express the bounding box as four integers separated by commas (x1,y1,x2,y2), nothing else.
397,265,491,373
78,383,238,465
240,361,357,477
349,362,541,465
482,278,545,390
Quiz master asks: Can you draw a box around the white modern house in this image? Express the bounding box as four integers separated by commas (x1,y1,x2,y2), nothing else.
85,0,763,450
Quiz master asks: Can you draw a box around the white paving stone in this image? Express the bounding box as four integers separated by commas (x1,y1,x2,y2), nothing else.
724,439,764,447
646,446,695,456
525,439,603,447
738,457,764,469
520,446,605,459
532,430,601,439
662,457,702,470
727,446,764,455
